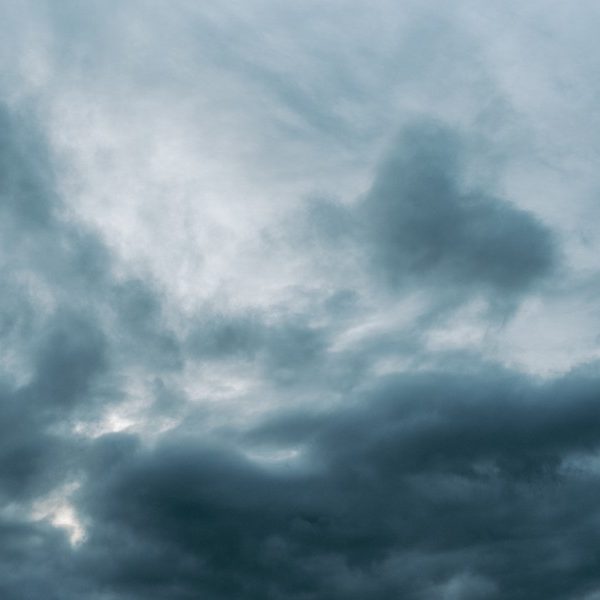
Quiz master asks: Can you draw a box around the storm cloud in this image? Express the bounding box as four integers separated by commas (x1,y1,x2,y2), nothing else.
1,2,600,599
68,366,600,600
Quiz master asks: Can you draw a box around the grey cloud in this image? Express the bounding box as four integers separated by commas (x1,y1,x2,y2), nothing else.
359,121,556,296
0,84,570,600
0,3,597,600
29,313,108,413
0,98,573,599
187,313,330,386
0,99,182,374
0,99,182,541
0,107,106,505
64,364,600,600
0,106,57,228
298,120,557,311
0,315,106,504
0,517,77,600
113,279,182,371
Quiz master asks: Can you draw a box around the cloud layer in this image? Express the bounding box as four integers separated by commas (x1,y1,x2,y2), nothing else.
1,2,600,599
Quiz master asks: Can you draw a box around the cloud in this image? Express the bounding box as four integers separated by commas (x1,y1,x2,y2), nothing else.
0,2,599,599
296,120,557,317
64,364,600,599
360,121,556,296
0,100,184,577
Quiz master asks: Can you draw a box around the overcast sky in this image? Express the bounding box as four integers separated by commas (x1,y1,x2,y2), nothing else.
2,1,600,598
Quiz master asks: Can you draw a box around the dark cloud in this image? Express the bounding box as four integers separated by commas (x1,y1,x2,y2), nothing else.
0,100,581,600
0,5,594,599
0,106,107,505
64,365,600,600
187,313,328,385
0,101,183,586
29,313,108,413
359,122,556,297
0,106,57,228
0,517,77,600
113,279,182,371
296,120,557,315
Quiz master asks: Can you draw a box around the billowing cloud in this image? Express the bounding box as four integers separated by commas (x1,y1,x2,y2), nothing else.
70,366,600,599
360,121,556,296
1,2,600,599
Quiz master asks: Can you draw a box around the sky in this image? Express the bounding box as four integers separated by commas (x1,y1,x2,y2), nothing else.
2,1,600,598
